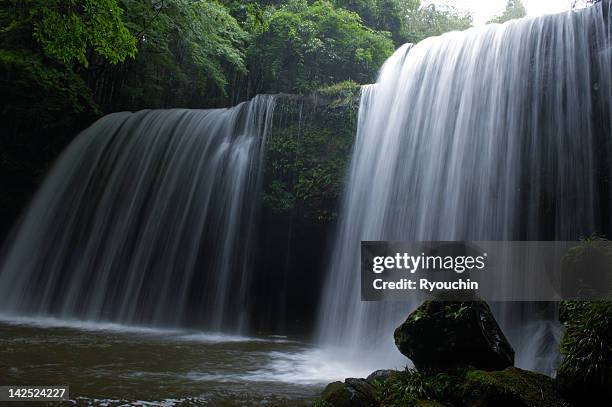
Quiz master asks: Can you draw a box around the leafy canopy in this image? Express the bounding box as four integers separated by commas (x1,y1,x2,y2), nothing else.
252,0,395,93
488,0,527,24
402,1,472,44
0,0,138,129
332,0,404,43
120,0,247,94
27,0,136,67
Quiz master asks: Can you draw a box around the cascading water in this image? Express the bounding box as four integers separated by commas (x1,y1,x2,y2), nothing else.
318,4,612,375
0,95,275,332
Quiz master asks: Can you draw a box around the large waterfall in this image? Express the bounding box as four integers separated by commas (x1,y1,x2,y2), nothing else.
318,4,612,374
0,96,275,331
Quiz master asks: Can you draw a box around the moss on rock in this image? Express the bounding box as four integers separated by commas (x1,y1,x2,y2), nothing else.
376,368,464,407
317,364,571,407
320,381,353,406
394,301,514,373
462,367,569,407
319,378,377,407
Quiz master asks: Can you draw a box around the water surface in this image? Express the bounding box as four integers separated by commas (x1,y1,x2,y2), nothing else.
0,317,342,406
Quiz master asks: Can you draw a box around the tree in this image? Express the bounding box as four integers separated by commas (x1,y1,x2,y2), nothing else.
0,0,137,134
402,1,472,44
332,0,404,44
114,0,248,109
248,0,395,93
1,1,137,79
488,0,527,24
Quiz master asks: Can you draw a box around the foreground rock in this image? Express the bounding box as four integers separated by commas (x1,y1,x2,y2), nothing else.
394,301,514,372
365,369,398,383
319,378,377,407
316,300,576,406
318,366,570,407
463,367,570,407
318,373,445,407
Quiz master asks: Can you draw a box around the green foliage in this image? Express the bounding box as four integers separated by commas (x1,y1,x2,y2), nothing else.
263,88,359,221
0,0,136,69
333,0,404,43
376,368,463,406
558,301,612,390
579,232,606,242
29,0,136,67
116,0,248,108
0,49,98,122
318,366,567,407
488,0,527,24
1,0,478,118
332,0,473,46
173,0,248,88
0,0,479,151
316,79,361,106
403,2,472,44
0,1,132,133
250,0,395,93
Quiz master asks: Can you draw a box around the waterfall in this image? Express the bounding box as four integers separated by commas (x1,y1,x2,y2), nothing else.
0,95,276,331
317,4,612,375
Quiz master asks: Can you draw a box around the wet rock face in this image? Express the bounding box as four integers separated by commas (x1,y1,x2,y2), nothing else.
394,301,514,372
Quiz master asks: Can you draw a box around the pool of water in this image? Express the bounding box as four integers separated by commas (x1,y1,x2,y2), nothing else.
0,315,402,406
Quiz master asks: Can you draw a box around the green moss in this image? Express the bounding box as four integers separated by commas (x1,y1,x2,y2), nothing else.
407,301,470,323
320,366,570,407
318,379,377,406
319,381,352,406
462,367,568,407
443,304,469,320
408,301,432,322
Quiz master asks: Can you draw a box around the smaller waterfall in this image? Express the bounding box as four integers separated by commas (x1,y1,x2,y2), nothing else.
0,95,276,331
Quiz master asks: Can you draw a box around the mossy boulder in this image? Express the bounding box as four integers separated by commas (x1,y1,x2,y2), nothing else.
394,301,514,372
319,378,377,407
366,369,399,383
319,366,570,407
462,367,569,407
